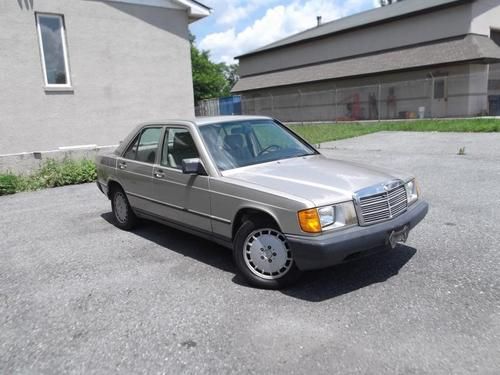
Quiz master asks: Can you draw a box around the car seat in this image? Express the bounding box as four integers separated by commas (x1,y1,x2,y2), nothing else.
223,134,252,164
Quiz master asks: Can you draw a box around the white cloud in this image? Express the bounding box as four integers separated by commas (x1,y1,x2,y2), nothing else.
199,0,375,64
215,0,280,25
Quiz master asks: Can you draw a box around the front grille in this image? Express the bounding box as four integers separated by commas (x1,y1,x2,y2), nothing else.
358,185,408,225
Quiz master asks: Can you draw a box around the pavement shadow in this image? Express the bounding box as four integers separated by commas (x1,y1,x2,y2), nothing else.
101,213,415,301
280,245,416,302
100,213,235,273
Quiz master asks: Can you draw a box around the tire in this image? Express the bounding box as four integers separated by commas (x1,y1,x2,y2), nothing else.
233,219,302,289
110,187,137,230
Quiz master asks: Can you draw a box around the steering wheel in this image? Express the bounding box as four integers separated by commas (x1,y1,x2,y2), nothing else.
257,144,282,156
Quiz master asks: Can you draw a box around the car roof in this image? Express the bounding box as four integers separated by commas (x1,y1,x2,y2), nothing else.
133,116,272,129
194,115,272,126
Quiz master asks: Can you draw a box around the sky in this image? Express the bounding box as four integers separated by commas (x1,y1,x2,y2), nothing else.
190,0,381,65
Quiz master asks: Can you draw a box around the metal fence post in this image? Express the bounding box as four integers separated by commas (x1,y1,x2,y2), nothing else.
270,93,274,118
334,88,338,123
377,83,382,122
430,74,435,119
298,90,303,125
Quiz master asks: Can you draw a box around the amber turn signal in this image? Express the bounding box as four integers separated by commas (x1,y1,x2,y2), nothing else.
298,208,322,233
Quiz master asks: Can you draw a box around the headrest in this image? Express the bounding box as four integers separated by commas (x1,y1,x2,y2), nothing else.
173,132,195,150
224,134,244,149
231,127,245,135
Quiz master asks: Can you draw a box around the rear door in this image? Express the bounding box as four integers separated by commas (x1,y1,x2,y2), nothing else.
149,126,212,233
432,76,448,118
115,126,163,213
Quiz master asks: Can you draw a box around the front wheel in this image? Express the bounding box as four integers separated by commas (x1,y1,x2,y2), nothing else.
111,188,137,230
233,220,302,289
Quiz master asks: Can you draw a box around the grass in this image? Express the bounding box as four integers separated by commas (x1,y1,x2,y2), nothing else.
0,159,97,196
289,118,500,144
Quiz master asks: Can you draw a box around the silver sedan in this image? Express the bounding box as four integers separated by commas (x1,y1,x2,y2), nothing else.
96,116,428,289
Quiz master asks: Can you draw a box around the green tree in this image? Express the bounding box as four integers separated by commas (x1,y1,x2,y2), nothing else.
190,34,239,103
220,63,239,93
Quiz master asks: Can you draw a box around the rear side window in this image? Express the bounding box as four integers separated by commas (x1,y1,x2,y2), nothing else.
123,127,162,163
123,135,139,160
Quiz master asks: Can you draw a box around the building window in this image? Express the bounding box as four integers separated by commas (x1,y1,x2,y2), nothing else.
491,29,500,47
36,13,71,87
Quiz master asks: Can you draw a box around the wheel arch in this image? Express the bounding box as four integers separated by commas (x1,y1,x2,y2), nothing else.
106,179,123,199
232,207,282,240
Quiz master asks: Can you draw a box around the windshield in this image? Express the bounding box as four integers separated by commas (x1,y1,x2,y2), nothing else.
199,119,317,171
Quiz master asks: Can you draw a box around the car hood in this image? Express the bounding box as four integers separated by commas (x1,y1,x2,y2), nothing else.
221,155,413,207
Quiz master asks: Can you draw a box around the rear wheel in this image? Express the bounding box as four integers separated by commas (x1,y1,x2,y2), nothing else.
111,188,137,230
233,219,301,289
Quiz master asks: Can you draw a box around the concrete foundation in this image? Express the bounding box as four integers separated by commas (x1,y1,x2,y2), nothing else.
0,145,116,174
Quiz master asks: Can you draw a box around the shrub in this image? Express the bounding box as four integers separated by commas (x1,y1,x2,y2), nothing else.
0,159,97,196
0,174,20,195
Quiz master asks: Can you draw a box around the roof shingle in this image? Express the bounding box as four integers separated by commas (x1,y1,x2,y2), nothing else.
232,35,500,92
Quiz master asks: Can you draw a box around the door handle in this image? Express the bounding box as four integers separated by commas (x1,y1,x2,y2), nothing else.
118,162,127,170
154,171,165,179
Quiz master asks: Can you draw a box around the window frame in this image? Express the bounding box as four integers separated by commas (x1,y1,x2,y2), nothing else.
35,12,72,89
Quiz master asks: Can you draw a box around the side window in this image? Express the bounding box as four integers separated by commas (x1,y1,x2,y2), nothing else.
123,127,162,163
123,135,139,160
136,128,162,163
161,128,199,169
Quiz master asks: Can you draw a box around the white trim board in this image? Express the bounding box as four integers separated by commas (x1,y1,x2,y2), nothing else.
102,0,210,19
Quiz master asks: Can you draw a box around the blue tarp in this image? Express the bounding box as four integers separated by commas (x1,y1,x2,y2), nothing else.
219,96,242,115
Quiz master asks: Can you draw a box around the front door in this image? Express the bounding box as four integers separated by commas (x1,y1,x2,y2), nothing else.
432,77,448,118
116,126,163,213
149,126,212,233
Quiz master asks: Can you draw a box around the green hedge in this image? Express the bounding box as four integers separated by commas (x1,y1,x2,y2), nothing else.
0,159,97,196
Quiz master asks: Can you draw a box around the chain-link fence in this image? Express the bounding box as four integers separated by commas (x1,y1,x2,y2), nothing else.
196,96,242,117
210,67,498,122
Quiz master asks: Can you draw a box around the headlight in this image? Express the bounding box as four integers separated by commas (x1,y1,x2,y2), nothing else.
318,206,335,227
298,202,358,233
405,179,419,206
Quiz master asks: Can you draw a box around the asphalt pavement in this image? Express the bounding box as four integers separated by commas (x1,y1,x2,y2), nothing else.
1,132,499,374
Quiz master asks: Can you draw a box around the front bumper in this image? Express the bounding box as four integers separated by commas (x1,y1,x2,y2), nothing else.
287,200,429,271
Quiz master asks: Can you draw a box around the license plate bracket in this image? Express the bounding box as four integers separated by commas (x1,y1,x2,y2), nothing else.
387,225,410,249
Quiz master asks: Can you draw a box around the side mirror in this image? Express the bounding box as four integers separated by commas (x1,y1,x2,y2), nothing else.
181,158,206,175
